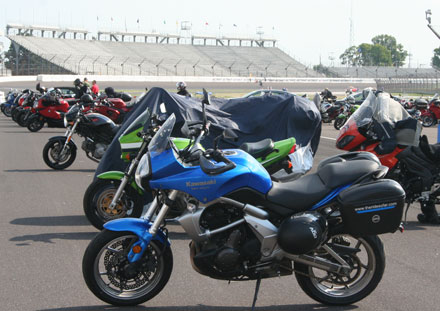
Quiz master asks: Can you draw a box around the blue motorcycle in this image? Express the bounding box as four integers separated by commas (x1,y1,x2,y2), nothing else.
1,89,19,117
83,90,405,308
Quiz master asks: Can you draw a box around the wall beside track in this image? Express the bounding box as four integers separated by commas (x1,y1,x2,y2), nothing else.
0,75,376,85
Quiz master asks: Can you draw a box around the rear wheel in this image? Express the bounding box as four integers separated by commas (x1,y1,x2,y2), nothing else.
333,117,347,130
295,235,385,305
27,117,45,132
82,230,173,306
83,179,144,230
422,114,436,127
43,139,76,170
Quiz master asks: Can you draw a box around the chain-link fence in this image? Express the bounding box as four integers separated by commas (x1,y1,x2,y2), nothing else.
376,78,440,95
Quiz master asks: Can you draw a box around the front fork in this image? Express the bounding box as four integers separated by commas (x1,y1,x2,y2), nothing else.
59,121,78,157
128,190,178,262
108,158,140,210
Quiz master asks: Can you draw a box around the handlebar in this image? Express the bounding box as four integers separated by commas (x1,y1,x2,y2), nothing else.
199,150,236,175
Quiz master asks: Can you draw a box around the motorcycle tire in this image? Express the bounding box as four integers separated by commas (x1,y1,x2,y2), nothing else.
82,230,173,306
17,112,29,127
12,109,21,123
43,139,77,170
27,117,45,132
295,234,385,306
3,106,12,117
0,105,4,113
333,117,347,130
83,179,144,230
422,115,436,127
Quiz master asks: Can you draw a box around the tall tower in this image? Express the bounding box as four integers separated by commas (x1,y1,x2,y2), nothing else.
349,0,354,47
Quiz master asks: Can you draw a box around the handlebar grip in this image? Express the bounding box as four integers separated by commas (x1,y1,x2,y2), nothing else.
199,153,236,175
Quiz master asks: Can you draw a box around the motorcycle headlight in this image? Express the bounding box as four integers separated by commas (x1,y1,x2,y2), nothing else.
64,115,68,128
135,153,151,191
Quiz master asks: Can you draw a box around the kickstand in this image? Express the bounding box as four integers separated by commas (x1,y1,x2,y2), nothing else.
251,276,262,311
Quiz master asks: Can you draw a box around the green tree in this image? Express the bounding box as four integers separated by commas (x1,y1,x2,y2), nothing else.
433,47,440,69
339,46,362,66
339,34,407,67
359,43,392,66
371,34,407,66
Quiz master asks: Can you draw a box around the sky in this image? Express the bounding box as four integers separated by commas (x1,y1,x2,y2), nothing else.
0,0,440,68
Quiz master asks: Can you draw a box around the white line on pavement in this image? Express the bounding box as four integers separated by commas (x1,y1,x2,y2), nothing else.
321,136,336,141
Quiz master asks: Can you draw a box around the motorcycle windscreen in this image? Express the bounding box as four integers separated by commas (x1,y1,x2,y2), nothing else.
119,108,151,147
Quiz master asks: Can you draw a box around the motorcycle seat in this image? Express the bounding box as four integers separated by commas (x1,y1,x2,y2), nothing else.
266,159,380,211
419,135,440,163
240,139,274,158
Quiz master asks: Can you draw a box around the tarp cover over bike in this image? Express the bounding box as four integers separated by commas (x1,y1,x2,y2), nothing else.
95,87,322,176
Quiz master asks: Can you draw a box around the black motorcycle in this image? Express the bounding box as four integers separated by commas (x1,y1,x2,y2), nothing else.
42,95,120,170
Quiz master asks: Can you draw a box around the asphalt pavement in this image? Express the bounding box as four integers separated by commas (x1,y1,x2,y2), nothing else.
0,115,440,311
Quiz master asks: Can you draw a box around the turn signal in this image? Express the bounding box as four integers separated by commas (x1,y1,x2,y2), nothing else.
125,153,131,161
288,161,293,169
132,245,142,253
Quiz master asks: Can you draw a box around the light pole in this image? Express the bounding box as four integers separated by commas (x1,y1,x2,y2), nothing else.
426,9,440,40
105,56,114,75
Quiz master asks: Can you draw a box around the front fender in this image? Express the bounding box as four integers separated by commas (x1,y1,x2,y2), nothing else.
48,135,77,150
104,218,169,246
97,170,144,195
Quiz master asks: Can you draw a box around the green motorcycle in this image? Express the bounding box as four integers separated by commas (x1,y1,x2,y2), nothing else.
84,108,296,230
333,102,360,130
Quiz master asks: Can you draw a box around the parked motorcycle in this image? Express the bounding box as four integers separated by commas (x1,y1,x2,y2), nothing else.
26,89,70,132
1,90,19,117
420,94,440,127
336,91,440,223
83,89,405,308
83,106,297,229
42,94,120,170
333,101,359,130
92,95,135,124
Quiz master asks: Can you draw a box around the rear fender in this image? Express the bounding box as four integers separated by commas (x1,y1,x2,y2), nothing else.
104,218,170,262
97,170,144,194
259,137,295,167
48,136,77,150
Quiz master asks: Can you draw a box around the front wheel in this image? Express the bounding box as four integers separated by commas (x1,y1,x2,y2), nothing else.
422,114,436,127
3,106,13,117
17,112,30,127
295,235,385,305
83,179,145,230
333,117,347,130
27,116,45,132
43,139,77,170
82,230,173,306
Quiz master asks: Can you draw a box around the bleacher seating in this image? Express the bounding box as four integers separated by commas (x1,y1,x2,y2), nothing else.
9,36,322,77
328,66,439,79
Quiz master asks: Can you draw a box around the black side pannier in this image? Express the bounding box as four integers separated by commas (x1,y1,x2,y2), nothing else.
337,179,405,236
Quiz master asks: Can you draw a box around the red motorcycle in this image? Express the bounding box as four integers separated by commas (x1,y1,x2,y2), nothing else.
419,94,440,127
92,96,134,124
26,89,70,132
336,91,440,224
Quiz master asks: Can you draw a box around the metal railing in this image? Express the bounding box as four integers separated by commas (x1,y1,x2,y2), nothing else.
376,78,440,95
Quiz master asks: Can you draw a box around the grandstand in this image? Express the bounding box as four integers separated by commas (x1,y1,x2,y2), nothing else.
5,24,321,77
326,66,439,79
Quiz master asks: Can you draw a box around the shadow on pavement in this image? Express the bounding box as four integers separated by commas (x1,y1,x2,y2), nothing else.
402,220,439,231
11,215,90,226
10,231,97,244
36,303,358,311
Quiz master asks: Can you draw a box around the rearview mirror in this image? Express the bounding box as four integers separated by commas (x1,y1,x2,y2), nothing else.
202,88,210,105
223,128,238,141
